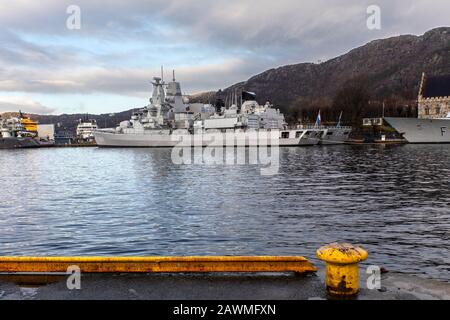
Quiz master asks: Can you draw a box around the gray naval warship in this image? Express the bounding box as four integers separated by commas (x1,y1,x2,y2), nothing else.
384,115,450,143
94,73,351,147
384,73,450,143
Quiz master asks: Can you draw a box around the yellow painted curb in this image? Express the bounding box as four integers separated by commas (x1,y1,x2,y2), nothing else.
0,256,317,274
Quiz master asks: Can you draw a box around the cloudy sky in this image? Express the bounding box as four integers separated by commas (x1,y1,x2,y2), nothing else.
0,0,449,114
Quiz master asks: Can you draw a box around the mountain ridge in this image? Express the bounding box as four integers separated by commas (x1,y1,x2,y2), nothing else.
194,27,450,109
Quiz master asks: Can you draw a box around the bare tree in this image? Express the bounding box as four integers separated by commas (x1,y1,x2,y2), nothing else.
332,76,370,126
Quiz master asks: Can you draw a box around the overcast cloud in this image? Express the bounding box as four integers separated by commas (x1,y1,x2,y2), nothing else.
0,0,449,114
0,96,55,114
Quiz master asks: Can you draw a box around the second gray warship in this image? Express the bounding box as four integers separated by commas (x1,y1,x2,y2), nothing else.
384,73,450,143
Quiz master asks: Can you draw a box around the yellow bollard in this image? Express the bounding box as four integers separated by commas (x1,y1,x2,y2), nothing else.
316,243,368,296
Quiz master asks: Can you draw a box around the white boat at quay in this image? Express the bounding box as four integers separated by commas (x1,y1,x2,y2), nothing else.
94,73,351,147
76,118,98,142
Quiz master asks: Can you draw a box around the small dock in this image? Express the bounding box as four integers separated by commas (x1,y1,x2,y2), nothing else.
52,143,97,148
0,270,448,300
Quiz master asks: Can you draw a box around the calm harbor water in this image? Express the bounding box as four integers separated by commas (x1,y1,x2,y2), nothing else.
0,145,449,282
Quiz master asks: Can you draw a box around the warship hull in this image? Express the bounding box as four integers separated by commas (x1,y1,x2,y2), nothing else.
94,130,322,147
384,117,450,143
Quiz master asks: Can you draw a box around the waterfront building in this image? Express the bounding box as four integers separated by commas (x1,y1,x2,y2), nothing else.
417,73,450,119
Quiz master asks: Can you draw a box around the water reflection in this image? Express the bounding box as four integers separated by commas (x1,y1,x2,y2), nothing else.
0,145,449,281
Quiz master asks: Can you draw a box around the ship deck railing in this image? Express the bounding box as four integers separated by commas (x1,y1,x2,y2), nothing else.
288,125,352,130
